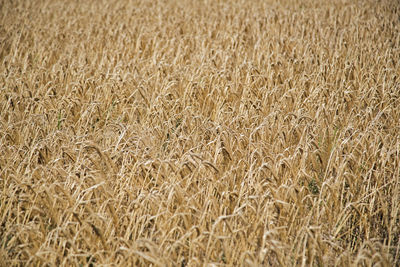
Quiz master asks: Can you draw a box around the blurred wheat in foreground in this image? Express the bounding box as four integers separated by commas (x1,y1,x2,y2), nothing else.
1,0,400,266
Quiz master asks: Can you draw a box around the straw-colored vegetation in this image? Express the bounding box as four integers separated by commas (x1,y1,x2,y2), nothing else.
1,0,399,265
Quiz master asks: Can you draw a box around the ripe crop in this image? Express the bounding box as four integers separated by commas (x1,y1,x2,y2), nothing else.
1,0,399,265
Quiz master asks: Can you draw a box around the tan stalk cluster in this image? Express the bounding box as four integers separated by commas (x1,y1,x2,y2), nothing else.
1,0,399,265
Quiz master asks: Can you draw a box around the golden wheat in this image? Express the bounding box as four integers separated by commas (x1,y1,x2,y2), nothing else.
1,0,399,265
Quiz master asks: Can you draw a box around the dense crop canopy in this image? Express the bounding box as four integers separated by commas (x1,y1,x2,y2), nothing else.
1,0,399,265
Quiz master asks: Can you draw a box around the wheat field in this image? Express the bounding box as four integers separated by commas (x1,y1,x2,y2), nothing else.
1,0,400,265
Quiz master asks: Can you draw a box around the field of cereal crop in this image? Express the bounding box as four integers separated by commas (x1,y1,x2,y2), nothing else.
1,0,399,265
